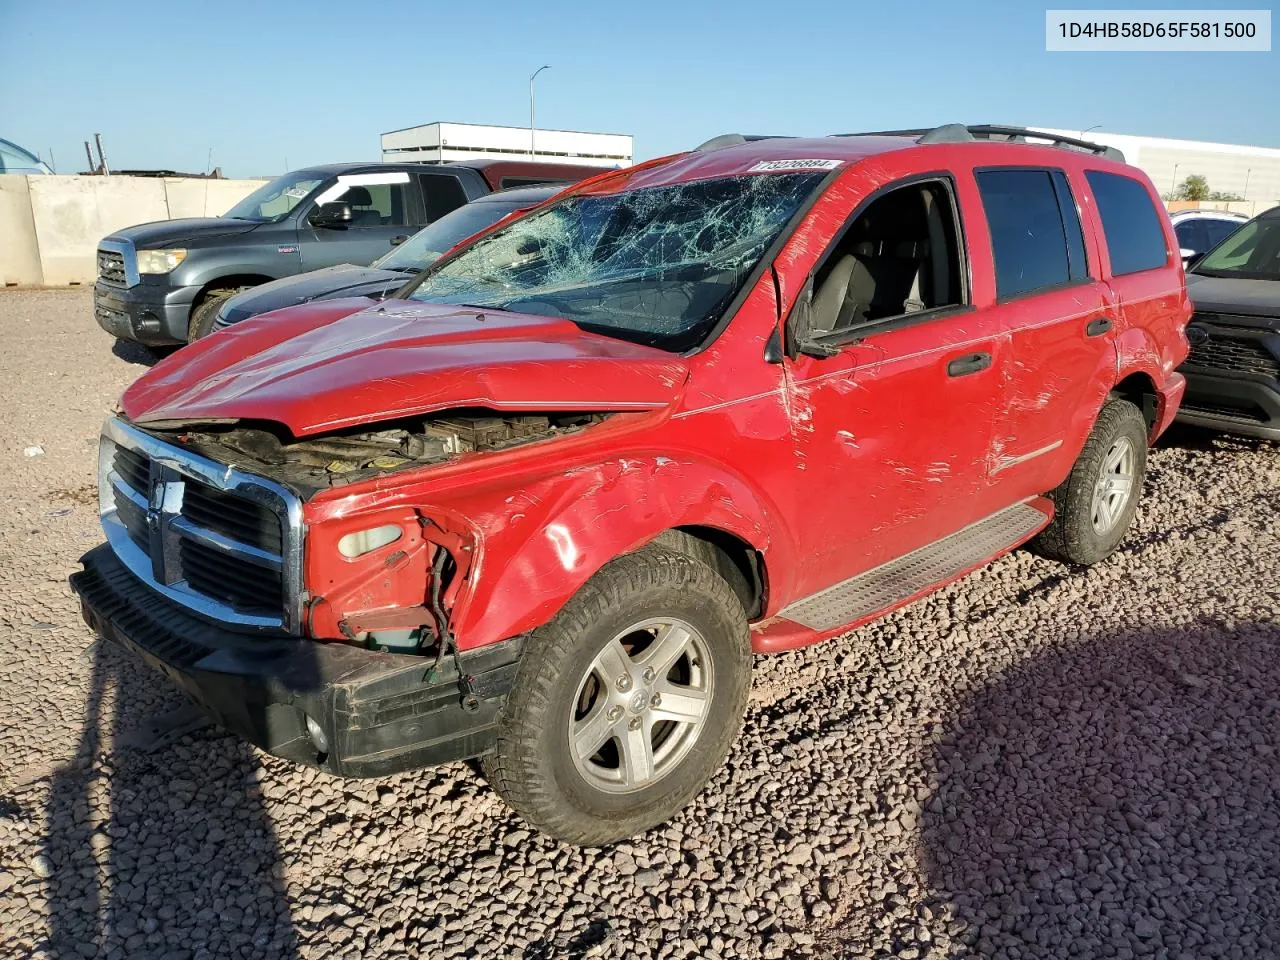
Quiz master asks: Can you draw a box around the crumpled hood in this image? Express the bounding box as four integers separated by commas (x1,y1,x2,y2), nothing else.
105,217,260,248
123,299,690,435
1187,274,1280,323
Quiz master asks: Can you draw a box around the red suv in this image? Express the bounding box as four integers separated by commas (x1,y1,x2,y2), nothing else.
72,125,1189,845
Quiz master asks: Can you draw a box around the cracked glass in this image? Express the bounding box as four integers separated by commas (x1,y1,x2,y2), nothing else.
407,172,825,352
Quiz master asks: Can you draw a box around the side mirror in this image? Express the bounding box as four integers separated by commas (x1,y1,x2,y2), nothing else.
1181,248,1205,270
783,275,839,360
310,201,353,229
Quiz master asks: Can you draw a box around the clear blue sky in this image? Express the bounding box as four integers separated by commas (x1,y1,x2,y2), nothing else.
2,0,1276,178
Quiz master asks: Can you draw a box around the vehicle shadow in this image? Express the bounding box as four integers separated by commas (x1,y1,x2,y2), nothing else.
109,340,167,368
1155,420,1275,452
41,638,299,959
920,620,1280,958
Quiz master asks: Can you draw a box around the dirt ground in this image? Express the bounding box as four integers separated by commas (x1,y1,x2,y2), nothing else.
1,289,1277,960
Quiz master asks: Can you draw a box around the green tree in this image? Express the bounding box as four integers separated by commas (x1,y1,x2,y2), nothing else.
1175,174,1211,201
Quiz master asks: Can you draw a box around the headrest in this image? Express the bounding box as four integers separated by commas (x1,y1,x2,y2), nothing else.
852,239,930,259
343,186,373,206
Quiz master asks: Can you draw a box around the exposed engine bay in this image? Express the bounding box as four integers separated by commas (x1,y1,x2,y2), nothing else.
153,410,612,495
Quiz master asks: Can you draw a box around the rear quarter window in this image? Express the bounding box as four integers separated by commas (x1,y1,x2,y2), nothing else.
1085,171,1169,276
976,169,1077,300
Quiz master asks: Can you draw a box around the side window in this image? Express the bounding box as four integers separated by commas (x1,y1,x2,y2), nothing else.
975,169,1074,300
348,183,410,227
419,174,468,223
1204,219,1242,248
808,180,965,337
1175,219,1208,253
501,176,564,189
312,173,411,227
1084,170,1169,275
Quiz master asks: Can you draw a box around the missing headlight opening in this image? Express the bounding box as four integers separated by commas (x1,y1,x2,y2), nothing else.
164,410,613,490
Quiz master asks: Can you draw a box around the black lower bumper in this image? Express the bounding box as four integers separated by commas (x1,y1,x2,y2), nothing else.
70,545,521,777
1177,370,1280,441
94,282,197,345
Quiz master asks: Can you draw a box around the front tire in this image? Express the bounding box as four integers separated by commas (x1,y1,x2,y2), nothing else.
1033,398,1149,565
187,288,243,342
482,549,751,846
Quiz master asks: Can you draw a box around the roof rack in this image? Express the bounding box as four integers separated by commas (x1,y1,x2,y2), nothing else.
832,124,1125,162
693,133,792,152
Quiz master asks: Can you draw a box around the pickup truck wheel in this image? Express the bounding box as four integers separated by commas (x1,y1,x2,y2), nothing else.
482,549,751,846
1033,398,1148,565
187,289,241,342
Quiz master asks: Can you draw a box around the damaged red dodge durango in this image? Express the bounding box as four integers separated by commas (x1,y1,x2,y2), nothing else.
72,125,1190,845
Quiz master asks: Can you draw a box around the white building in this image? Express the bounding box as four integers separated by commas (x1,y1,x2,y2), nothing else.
1041,128,1280,204
381,122,632,169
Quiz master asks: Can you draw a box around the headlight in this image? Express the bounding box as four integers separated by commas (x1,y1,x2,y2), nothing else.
337,524,403,559
136,248,188,274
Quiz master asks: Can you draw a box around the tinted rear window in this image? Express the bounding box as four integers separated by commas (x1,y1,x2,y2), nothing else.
419,174,468,222
1085,171,1168,275
976,170,1074,299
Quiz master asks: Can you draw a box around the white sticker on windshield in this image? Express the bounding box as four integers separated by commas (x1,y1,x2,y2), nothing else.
749,159,843,172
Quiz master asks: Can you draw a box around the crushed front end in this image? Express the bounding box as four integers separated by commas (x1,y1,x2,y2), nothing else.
70,418,520,776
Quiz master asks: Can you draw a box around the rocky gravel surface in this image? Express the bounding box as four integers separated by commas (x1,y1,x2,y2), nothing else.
1,288,1277,960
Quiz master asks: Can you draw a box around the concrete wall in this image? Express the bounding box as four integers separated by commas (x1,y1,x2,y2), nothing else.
0,174,267,287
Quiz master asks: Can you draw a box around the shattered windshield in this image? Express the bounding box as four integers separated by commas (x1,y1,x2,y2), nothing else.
406,173,824,351
374,200,524,273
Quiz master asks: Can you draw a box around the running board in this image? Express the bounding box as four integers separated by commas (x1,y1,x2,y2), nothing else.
778,501,1051,634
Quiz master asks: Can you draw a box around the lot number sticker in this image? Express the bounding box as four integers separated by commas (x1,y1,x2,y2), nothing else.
750,159,843,172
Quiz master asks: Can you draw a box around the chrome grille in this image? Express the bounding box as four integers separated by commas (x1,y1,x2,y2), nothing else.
180,483,283,555
179,539,283,616
98,419,304,633
97,248,127,287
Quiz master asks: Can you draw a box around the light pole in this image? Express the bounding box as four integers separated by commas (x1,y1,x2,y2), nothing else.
529,65,551,159
1243,168,1252,200
1080,123,1102,138
1170,163,1180,197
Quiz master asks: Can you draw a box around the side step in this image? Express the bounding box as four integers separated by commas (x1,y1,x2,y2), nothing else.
778,501,1051,633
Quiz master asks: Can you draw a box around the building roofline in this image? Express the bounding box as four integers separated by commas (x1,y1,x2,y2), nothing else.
380,120,633,140
1038,127,1280,158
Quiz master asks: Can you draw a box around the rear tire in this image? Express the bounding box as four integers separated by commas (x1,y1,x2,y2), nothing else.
482,548,751,846
187,288,242,342
1033,398,1148,565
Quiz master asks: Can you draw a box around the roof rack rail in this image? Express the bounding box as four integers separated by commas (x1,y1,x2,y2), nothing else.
693,133,791,152
832,124,1125,162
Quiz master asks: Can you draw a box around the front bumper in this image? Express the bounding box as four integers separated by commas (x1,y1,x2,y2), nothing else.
70,545,521,777
94,281,200,345
1177,371,1280,441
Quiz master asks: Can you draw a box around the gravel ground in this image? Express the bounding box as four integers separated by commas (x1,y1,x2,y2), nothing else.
1,288,1277,960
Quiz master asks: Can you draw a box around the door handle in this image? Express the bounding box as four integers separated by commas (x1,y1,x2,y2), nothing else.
390,235,409,246
1086,317,1113,337
947,351,993,377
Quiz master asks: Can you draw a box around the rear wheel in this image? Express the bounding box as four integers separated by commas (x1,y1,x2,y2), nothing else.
1033,398,1148,565
187,288,244,342
482,548,751,846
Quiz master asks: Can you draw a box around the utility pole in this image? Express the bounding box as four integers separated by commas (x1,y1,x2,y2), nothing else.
529,65,551,159
84,141,96,174
94,133,110,176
